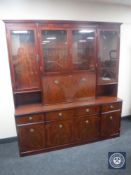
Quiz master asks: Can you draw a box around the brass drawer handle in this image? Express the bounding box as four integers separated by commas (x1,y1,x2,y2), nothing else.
29,116,33,120
85,120,89,124
81,77,86,81
86,108,90,112
54,80,59,85
59,124,63,128
110,116,113,120
30,128,34,132
110,105,114,109
58,112,63,117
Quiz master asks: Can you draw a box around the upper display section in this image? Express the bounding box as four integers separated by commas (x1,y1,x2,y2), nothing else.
5,21,121,101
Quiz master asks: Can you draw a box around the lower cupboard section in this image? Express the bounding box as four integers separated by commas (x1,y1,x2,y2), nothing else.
17,112,121,156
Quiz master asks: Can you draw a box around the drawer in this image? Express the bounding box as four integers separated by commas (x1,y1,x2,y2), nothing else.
45,110,74,122
101,102,122,112
74,105,100,116
16,114,44,125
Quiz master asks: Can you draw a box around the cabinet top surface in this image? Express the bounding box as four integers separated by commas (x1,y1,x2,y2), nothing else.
15,96,122,117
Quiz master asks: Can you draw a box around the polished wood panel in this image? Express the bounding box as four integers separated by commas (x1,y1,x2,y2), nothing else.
74,115,100,141
43,72,96,105
71,72,96,100
18,123,45,152
46,120,73,147
101,111,121,137
43,75,67,104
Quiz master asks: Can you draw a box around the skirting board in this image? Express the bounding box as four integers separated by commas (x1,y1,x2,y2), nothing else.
0,137,17,144
0,115,130,144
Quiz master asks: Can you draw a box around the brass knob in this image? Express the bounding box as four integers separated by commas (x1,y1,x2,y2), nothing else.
86,108,90,112
81,77,86,81
29,116,33,120
110,105,114,109
54,80,59,85
30,128,34,132
85,120,89,124
58,112,62,117
59,124,63,128
110,116,113,120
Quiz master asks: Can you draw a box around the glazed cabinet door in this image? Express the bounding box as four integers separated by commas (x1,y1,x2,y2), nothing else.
71,28,96,71
74,116,100,142
97,29,120,85
39,29,69,73
18,123,45,153
101,111,121,137
46,120,73,147
6,24,41,91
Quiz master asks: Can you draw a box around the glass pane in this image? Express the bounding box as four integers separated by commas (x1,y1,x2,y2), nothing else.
72,29,95,70
41,30,68,72
10,30,39,90
98,31,118,84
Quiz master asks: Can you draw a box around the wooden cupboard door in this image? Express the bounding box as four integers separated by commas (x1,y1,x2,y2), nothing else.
8,26,40,91
74,116,100,142
18,123,45,152
43,75,69,104
71,72,96,100
46,120,73,147
101,111,120,137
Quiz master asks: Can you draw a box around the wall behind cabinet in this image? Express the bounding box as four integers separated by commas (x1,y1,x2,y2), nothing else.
0,0,131,138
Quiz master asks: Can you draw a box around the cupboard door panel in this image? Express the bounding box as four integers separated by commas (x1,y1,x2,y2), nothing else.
18,124,45,152
72,72,96,100
43,75,67,104
75,116,100,141
101,111,120,137
74,116,100,142
46,120,73,147
9,28,40,91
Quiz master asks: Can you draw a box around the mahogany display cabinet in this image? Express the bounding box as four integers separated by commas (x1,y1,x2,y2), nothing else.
4,20,122,156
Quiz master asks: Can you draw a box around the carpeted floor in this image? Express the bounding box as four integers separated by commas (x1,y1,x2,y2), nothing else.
0,118,131,175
